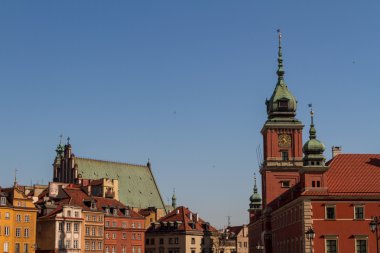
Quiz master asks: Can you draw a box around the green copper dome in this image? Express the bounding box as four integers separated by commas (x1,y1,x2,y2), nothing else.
303,109,326,166
266,32,298,119
249,174,262,210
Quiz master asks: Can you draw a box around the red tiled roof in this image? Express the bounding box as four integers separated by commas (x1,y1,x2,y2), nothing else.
148,206,217,232
63,187,144,219
325,154,380,194
228,225,243,236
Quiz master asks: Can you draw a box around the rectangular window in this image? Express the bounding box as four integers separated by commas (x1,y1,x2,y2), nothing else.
65,240,70,249
92,241,96,250
74,223,79,233
24,243,29,253
356,239,367,253
15,243,20,253
86,226,90,236
112,222,117,227
24,228,29,238
105,221,110,227
85,241,90,250
92,227,96,236
281,180,290,188
67,210,71,217
98,227,103,236
58,240,63,249
326,239,337,253
74,211,79,218
355,206,364,220
98,242,102,250
279,100,289,109
112,233,116,239
58,222,63,232
281,151,289,161
123,233,127,239
73,240,78,249
191,238,195,244
16,228,21,237
326,206,336,220
24,215,30,222
5,212,10,219
16,214,21,222
112,246,116,253
66,223,71,232
0,197,6,206
122,222,127,228
3,242,8,253
159,238,164,245
106,246,109,253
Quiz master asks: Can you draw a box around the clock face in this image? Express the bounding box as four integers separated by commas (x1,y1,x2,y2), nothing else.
278,134,291,147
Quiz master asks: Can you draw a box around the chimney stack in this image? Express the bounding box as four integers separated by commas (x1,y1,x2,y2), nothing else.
332,146,342,158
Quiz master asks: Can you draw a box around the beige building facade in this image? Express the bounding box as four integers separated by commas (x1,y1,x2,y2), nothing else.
145,206,218,253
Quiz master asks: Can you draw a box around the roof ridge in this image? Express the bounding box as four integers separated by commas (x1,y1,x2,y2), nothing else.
76,156,148,168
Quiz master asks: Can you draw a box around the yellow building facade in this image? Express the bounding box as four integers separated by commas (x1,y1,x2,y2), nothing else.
0,185,38,253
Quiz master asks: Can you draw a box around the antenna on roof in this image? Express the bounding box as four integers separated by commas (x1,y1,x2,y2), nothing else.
14,168,18,185
256,145,263,168
227,216,231,227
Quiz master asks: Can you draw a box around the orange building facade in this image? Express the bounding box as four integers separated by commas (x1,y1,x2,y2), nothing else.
248,32,380,253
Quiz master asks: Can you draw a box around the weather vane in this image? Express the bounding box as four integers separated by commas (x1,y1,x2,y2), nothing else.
277,29,282,45
308,104,314,124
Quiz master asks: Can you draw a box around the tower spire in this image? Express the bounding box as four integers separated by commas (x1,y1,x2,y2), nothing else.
308,104,317,139
276,29,285,80
253,173,258,194
171,188,177,209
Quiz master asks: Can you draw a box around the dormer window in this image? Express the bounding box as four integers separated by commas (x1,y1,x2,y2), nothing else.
278,100,289,110
91,202,97,210
105,208,110,215
125,209,130,217
0,197,6,206
113,209,118,216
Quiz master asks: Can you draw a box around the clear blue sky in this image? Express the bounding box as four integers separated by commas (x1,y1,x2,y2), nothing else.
1,1,380,228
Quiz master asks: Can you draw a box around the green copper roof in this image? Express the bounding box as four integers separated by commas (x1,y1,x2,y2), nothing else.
249,174,261,209
266,31,298,120
303,109,326,165
75,157,166,211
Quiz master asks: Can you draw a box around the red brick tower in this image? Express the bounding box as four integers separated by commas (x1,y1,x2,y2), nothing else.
260,31,304,207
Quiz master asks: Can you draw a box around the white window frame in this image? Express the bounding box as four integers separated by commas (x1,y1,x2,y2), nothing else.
325,205,336,220
355,236,368,253
325,236,338,253
354,205,365,220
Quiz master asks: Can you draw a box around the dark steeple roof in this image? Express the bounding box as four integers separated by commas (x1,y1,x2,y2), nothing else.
266,30,298,121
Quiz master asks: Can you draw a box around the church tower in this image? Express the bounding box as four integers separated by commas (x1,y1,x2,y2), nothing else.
248,173,262,223
261,31,304,207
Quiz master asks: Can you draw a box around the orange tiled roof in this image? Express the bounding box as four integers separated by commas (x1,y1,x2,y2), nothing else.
325,154,380,194
147,206,217,233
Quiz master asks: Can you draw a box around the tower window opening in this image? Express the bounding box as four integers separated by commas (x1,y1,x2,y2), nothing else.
278,100,289,110
281,181,290,188
312,181,316,187
317,181,321,187
281,151,289,161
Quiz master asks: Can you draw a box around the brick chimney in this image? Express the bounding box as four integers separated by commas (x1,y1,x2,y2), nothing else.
332,146,342,158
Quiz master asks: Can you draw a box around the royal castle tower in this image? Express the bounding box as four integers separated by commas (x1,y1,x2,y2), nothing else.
261,31,304,207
